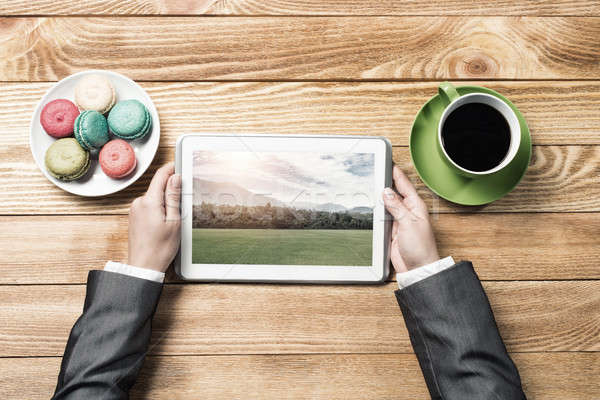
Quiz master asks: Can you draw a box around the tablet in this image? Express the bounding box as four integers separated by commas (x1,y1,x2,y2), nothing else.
176,134,392,283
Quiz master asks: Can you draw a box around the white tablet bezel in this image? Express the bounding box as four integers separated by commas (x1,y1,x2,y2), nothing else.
176,134,391,283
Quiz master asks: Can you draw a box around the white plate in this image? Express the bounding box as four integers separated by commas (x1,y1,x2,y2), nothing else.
30,70,160,197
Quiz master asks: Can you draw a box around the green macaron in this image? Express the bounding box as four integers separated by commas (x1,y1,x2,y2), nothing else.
74,110,110,150
107,100,152,140
45,138,91,181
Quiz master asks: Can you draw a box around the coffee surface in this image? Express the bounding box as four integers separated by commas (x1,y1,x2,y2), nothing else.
441,103,511,172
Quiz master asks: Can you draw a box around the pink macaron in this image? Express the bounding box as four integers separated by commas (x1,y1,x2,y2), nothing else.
99,139,137,179
40,99,80,138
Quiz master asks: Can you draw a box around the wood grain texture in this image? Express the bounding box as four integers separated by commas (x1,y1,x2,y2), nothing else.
0,3,597,397
1,17,600,81
2,145,600,214
2,0,599,16
3,81,600,147
0,281,597,356
1,353,598,399
2,213,599,284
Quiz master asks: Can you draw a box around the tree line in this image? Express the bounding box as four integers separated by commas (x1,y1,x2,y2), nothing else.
193,202,372,230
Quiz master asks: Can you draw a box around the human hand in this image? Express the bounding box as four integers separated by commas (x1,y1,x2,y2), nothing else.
128,162,181,273
382,165,439,273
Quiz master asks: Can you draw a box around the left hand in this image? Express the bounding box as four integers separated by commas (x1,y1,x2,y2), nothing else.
382,165,439,273
127,162,181,272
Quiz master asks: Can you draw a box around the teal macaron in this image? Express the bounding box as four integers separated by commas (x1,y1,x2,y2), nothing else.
73,110,110,150
107,100,152,140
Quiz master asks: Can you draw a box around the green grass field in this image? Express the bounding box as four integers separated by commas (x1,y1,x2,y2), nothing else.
192,228,372,266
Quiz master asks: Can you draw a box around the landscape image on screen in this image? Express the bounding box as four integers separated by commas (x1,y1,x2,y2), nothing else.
192,151,374,266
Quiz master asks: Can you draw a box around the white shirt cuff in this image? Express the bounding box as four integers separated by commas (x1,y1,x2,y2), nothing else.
396,256,455,289
104,261,165,283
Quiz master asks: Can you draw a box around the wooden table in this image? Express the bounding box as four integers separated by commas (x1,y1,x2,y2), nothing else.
0,1,599,399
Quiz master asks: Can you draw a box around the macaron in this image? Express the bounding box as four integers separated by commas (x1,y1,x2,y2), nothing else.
99,139,137,179
44,138,90,181
74,74,116,114
40,99,80,138
107,99,151,140
74,110,110,150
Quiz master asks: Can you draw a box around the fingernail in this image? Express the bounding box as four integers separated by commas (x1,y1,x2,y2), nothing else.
383,187,395,199
171,174,182,189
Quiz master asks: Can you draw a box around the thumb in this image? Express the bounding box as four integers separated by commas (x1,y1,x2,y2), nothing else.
165,174,181,223
382,187,409,221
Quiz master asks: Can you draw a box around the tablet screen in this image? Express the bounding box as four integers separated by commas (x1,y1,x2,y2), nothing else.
192,151,374,266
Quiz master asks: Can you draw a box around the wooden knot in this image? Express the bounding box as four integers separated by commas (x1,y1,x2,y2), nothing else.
462,53,499,77
446,50,500,78
464,57,488,74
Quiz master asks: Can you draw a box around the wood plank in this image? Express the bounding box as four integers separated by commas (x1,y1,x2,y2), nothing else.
0,216,128,284
2,17,600,81
0,0,600,16
2,144,600,214
2,213,599,284
2,0,600,16
1,353,598,399
3,81,600,147
0,281,597,356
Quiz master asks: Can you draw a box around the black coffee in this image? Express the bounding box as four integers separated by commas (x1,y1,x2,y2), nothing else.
441,103,511,172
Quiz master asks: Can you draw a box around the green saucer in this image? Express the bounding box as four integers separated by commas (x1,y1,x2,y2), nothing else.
410,86,532,206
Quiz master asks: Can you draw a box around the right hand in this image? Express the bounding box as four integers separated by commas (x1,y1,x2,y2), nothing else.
382,165,439,273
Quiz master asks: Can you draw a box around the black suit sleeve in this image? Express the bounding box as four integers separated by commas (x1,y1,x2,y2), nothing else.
52,270,163,400
395,261,526,400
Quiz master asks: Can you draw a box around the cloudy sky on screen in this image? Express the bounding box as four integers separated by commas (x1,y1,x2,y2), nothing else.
193,151,375,209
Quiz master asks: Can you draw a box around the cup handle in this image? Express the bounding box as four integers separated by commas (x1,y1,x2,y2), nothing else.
438,81,460,105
